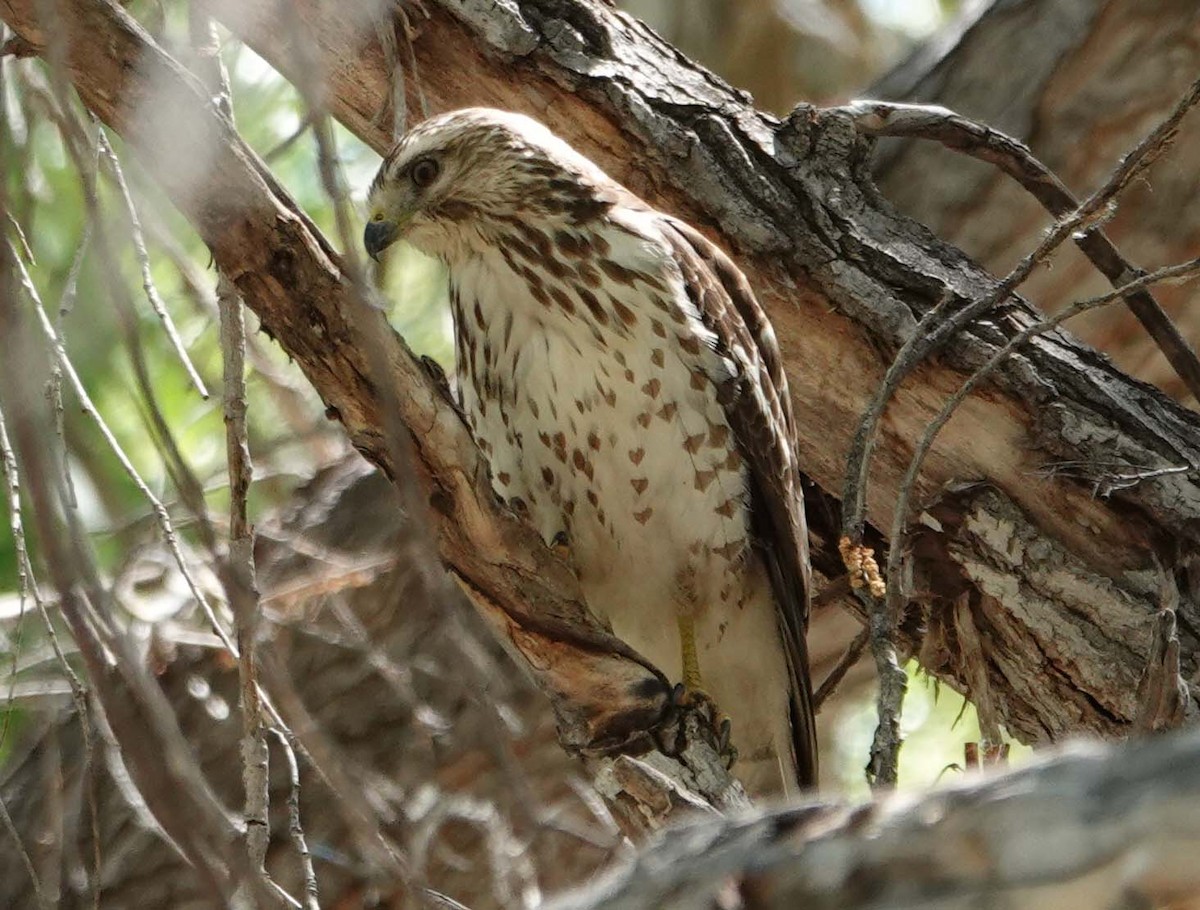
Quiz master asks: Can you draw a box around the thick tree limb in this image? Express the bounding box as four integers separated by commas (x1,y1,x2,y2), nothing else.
549,727,1200,909
205,0,1200,739
0,0,753,810
4,0,1200,786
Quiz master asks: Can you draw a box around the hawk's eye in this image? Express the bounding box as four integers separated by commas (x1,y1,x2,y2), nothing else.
411,158,440,189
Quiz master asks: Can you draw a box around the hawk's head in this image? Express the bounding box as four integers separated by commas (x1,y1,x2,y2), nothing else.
364,108,617,262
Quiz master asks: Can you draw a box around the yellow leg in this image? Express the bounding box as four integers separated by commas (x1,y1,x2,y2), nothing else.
673,612,735,768
677,613,703,690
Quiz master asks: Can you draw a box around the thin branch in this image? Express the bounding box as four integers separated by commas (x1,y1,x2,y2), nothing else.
841,75,1200,546
839,76,1200,788
270,727,321,910
95,129,209,399
812,625,869,711
885,258,1200,645
7,242,240,657
0,408,99,907
0,790,49,910
221,262,271,881
842,99,1200,402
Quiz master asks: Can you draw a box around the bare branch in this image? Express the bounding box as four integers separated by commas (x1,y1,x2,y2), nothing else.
838,80,1200,785
840,76,1200,547
96,129,209,399
841,99,1200,402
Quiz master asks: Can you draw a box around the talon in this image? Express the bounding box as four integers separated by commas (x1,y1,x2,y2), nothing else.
671,681,687,707
669,683,738,770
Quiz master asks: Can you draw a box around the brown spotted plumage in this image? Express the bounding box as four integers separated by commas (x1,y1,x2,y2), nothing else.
365,108,816,793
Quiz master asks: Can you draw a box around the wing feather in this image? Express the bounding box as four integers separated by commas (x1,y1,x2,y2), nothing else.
658,217,818,788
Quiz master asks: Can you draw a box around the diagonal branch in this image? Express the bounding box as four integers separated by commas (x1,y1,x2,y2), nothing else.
6,0,1200,790
0,0,741,813
841,99,1200,403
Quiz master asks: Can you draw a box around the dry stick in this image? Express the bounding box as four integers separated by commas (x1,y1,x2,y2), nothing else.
839,76,1200,788
812,625,870,711
0,419,52,910
0,422,28,757
372,1,429,138
188,13,314,905
13,74,86,502
11,230,308,868
52,219,90,511
13,13,294,906
8,244,242,657
132,198,322,439
0,105,99,910
0,199,266,908
5,209,33,262
258,652,413,881
374,9,407,138
269,727,320,910
50,86,223,536
220,269,272,879
842,75,1200,544
0,791,48,910
0,379,99,880
886,258,1200,631
95,130,209,399
289,28,465,896
397,2,429,126
842,99,1200,403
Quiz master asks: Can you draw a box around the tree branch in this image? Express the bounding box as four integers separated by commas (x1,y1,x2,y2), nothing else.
549,728,1200,909
0,0,747,813
199,0,1200,746
5,0,1200,782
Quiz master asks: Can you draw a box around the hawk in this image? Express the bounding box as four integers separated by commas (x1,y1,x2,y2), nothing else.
365,108,816,794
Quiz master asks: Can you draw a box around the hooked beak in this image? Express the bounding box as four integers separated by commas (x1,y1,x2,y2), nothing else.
364,219,400,261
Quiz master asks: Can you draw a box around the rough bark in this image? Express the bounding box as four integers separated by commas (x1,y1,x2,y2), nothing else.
549,727,1200,909
0,0,1199,905
205,0,1200,740
7,462,1196,909
3,0,1198,762
873,0,1200,402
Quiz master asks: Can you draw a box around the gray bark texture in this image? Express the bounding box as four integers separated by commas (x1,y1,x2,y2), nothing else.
196,0,1200,745
873,0,1200,401
1,0,1200,906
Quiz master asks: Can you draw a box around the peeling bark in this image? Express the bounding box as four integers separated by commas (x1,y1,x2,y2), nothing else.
198,0,1200,740
1,0,1200,904
549,728,1200,909
1,0,1198,828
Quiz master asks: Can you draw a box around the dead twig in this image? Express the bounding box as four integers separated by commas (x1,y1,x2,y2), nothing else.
885,258,1200,672
839,77,1200,788
812,625,869,711
842,99,1200,402
95,130,209,399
